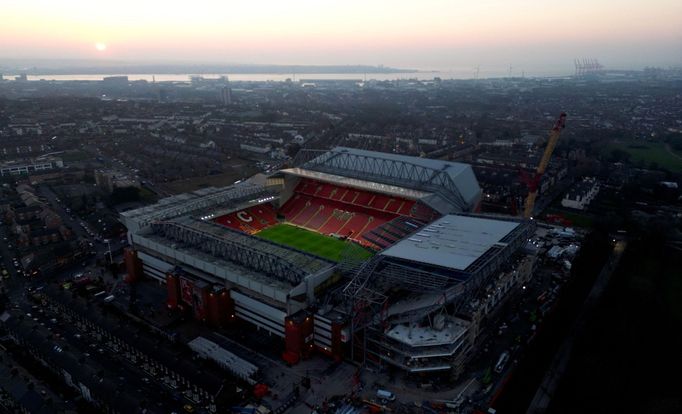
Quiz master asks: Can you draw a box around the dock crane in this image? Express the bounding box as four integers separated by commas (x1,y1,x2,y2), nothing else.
522,112,567,219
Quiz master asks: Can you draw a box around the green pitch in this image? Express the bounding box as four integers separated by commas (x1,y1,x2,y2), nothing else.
256,223,372,262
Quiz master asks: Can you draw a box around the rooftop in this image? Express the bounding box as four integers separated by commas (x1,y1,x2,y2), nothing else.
330,147,471,178
386,317,469,347
380,214,520,271
296,146,482,211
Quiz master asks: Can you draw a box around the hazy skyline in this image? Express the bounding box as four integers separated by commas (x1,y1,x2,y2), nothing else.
2,0,681,73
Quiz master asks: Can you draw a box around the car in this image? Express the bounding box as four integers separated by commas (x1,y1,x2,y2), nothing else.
376,389,396,402
494,351,510,373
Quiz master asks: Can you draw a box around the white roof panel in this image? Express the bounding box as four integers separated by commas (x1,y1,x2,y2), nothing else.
380,215,520,271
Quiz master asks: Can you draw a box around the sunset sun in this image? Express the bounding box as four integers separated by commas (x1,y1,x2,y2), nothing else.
95,42,107,51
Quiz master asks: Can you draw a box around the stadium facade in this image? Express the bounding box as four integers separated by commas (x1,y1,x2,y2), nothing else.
120,147,535,375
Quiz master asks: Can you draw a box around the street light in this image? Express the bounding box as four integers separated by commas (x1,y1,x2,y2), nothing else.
104,239,113,264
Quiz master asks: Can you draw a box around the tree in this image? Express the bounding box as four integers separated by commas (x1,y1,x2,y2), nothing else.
286,143,301,158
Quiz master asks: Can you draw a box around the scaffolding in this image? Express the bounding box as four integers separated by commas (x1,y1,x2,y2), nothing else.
343,215,535,367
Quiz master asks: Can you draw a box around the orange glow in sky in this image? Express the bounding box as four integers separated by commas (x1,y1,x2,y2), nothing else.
1,0,681,69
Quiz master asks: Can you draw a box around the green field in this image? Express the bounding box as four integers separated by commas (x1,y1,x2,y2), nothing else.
256,223,372,262
603,140,682,173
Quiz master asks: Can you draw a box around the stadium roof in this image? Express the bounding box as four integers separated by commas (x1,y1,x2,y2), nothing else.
120,182,275,232
295,147,481,212
380,215,520,271
148,216,334,286
333,146,468,175
281,168,431,199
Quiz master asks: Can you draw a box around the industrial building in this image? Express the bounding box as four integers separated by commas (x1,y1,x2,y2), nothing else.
120,147,534,375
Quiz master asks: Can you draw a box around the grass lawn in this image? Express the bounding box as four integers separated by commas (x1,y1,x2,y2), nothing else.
603,140,682,173
256,223,372,262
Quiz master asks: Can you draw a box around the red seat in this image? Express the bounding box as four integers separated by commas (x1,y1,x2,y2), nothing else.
330,187,348,201
354,191,373,207
384,198,402,213
214,210,259,234
289,199,321,226
212,179,421,242
341,189,358,203
398,200,415,215
338,214,370,238
280,194,304,215
317,183,335,199
369,194,391,210
319,209,353,235
247,204,278,227
305,205,331,230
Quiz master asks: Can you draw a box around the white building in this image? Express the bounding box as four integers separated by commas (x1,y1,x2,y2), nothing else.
561,177,599,210
0,158,63,176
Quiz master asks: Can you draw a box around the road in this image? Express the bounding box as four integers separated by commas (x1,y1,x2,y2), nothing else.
0,224,26,298
525,240,626,414
35,283,223,409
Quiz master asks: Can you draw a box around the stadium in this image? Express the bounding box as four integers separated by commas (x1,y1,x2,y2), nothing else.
120,147,534,376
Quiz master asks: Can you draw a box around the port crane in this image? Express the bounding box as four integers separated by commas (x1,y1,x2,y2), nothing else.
522,112,567,219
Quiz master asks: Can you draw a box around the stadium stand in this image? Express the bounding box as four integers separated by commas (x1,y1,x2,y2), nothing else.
213,203,278,234
278,178,436,245
304,205,331,230
213,179,435,248
318,209,353,235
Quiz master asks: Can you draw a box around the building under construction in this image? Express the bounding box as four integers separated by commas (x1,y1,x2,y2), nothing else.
120,147,535,376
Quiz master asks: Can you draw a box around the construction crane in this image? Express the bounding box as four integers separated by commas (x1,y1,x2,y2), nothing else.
522,112,567,219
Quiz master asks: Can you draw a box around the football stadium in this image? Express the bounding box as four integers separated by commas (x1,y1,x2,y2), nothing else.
120,147,535,376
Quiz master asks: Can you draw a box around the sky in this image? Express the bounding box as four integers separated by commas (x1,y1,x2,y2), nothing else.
2,0,681,72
